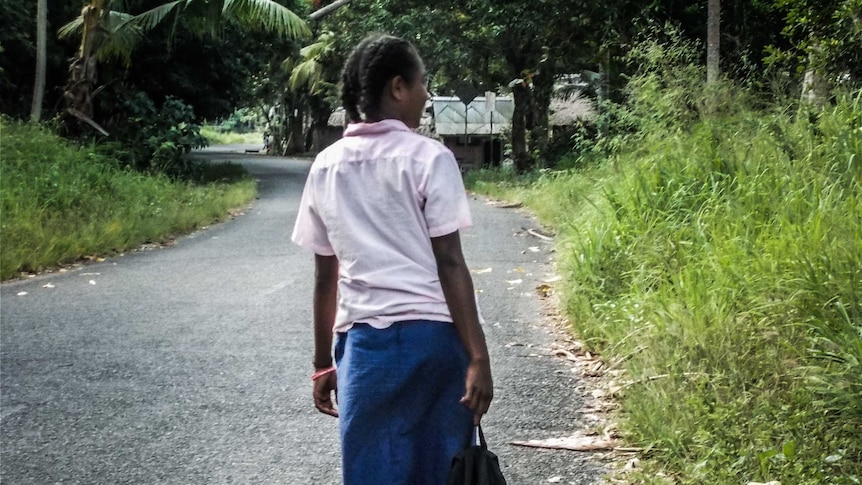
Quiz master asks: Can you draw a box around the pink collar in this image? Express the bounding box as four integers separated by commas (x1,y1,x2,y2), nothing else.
343,119,412,137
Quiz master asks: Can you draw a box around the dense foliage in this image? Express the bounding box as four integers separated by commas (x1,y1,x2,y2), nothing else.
468,31,861,483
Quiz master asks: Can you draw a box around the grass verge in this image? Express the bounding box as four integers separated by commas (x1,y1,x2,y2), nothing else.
200,125,264,146
1,118,257,280
467,92,861,483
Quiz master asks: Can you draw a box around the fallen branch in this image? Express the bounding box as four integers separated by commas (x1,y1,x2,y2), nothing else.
510,435,618,452
524,227,554,241
67,108,109,136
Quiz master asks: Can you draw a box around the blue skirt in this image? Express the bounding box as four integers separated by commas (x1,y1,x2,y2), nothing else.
334,320,474,485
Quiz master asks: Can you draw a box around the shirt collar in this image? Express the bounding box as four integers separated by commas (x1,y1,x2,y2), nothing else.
343,119,412,137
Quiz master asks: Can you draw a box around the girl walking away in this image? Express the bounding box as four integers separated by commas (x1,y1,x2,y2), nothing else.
291,34,494,485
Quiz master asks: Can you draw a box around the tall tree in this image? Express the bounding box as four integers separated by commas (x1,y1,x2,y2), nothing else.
707,0,720,83
58,0,310,134
30,0,47,122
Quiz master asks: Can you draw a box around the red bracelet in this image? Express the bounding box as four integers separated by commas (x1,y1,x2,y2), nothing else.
312,366,336,381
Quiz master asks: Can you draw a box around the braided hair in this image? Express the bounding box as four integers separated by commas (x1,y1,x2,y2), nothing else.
341,34,422,123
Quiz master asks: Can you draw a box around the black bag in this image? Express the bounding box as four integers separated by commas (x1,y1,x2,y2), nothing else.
448,425,507,485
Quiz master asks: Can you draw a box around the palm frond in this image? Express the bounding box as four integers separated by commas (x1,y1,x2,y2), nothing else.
299,39,327,58
103,11,136,32
280,57,298,74
289,59,323,93
185,0,226,37
97,15,144,63
58,10,141,63
121,0,187,33
224,0,310,39
57,17,84,40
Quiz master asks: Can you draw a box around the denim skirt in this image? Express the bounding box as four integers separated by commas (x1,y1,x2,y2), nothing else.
334,320,474,485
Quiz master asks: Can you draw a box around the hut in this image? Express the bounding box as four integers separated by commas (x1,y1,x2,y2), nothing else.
430,96,513,169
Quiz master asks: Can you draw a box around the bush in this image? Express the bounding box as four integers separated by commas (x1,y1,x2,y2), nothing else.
97,89,208,179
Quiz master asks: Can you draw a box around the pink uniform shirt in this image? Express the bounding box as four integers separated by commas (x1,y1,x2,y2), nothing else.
291,119,473,334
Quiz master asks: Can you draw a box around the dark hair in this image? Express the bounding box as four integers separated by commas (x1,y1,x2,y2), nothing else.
341,34,421,123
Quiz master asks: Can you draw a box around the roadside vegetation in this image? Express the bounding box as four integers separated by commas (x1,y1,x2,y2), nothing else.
201,109,265,146
467,34,861,484
0,118,256,280
200,125,263,146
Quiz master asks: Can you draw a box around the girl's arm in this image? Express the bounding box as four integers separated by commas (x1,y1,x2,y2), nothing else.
431,230,493,424
312,254,339,417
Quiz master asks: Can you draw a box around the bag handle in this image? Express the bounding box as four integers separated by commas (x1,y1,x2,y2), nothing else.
472,425,488,449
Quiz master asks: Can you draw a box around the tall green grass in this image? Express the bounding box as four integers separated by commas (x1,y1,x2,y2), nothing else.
1,119,256,280
200,125,264,145
467,58,861,485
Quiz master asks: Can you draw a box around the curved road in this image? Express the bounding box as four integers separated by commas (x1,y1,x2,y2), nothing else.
1,147,603,484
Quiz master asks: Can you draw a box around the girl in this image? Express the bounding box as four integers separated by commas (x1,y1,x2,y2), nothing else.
291,34,494,485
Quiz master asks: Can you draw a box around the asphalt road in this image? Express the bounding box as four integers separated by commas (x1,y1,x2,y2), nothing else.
1,146,604,484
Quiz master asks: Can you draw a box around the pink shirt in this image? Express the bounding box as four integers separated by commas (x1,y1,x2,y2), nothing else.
291,119,473,334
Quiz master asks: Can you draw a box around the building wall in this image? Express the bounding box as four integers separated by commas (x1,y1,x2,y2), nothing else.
442,136,503,170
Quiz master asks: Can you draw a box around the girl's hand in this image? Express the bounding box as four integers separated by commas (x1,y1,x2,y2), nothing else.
460,358,493,425
313,371,339,417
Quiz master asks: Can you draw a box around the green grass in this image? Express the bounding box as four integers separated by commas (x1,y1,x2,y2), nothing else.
468,91,862,483
200,125,264,145
1,118,257,280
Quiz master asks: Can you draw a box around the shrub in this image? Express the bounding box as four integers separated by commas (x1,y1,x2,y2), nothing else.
97,89,208,179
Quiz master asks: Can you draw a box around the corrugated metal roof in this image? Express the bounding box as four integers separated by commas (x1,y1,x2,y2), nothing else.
432,96,513,136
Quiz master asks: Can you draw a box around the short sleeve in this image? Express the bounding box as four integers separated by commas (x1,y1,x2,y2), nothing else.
291,170,335,256
422,149,472,238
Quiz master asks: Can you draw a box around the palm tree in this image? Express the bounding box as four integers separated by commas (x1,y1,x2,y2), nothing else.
30,0,48,122
286,31,338,153
58,0,310,134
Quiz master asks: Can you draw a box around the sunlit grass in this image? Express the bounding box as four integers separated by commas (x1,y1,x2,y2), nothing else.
469,91,861,483
200,125,264,145
1,118,256,279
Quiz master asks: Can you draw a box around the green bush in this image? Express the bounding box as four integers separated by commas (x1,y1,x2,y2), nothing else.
97,89,208,179
0,118,255,279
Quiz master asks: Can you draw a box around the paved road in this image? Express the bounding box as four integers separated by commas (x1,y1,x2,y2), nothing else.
1,147,603,484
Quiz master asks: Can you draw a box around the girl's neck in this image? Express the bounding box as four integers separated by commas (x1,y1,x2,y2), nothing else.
365,107,404,124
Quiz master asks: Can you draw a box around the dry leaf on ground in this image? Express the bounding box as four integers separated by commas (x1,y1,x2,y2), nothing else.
536,283,554,297
511,434,618,451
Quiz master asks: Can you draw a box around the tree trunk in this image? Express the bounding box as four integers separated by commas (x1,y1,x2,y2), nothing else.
30,0,47,122
801,43,828,108
707,0,720,84
64,1,109,135
529,62,555,168
510,83,530,173
308,95,331,154
597,49,610,139
285,102,305,155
